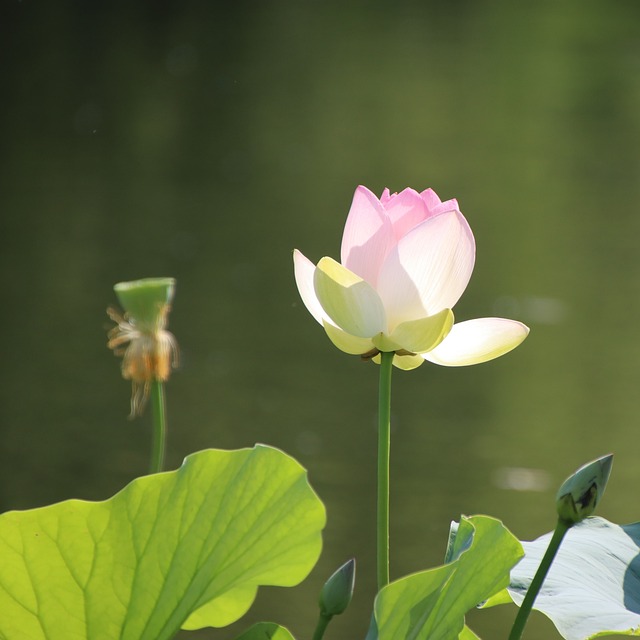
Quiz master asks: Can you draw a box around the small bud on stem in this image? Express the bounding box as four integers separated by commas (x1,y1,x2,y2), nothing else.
555,454,613,526
313,558,356,640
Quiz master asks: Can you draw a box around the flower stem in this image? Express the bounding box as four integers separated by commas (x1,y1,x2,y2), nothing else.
312,613,332,640
508,518,571,640
149,379,167,474
377,351,394,591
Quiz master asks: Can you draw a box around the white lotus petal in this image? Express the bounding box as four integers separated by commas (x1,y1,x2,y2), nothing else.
314,257,386,338
322,321,375,355
392,353,425,370
423,318,529,366
293,249,330,326
377,210,475,328
372,333,402,353
340,186,394,287
389,308,454,354
372,352,425,370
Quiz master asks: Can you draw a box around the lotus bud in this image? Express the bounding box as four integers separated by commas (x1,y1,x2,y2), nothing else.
556,454,613,526
107,278,179,417
319,558,356,617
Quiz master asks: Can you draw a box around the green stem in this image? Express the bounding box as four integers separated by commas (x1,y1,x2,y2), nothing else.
149,379,167,474
377,351,394,591
508,518,571,640
312,613,332,640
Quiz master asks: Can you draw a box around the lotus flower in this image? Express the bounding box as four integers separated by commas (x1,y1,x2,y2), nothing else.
293,186,529,370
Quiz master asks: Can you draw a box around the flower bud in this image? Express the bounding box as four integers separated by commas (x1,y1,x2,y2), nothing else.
556,454,613,526
319,558,356,617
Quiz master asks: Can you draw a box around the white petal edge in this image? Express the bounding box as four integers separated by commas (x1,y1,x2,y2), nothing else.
371,333,402,352
389,308,454,354
373,352,425,370
423,318,529,366
314,257,387,338
322,321,375,355
293,249,331,326
377,210,475,327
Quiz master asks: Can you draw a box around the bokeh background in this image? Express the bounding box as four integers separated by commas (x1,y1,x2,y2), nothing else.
2,1,640,638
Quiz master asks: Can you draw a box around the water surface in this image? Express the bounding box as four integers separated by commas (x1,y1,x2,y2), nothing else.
1,2,639,638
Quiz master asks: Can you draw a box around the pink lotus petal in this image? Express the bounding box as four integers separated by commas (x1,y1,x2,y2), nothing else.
380,187,393,204
341,186,394,286
382,188,430,241
431,198,459,215
420,188,459,217
420,188,443,210
423,318,530,366
293,249,329,326
376,210,476,328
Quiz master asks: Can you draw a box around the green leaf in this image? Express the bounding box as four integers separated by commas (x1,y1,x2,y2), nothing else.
368,515,523,640
459,625,482,639
502,516,640,639
234,622,296,640
479,587,513,608
0,445,325,640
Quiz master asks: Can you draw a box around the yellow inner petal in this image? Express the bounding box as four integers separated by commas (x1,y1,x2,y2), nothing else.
314,257,386,338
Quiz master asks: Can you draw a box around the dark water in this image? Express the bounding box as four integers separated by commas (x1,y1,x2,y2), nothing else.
1,2,640,638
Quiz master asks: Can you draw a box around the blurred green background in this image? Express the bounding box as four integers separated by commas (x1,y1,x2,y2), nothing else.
1,1,640,638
